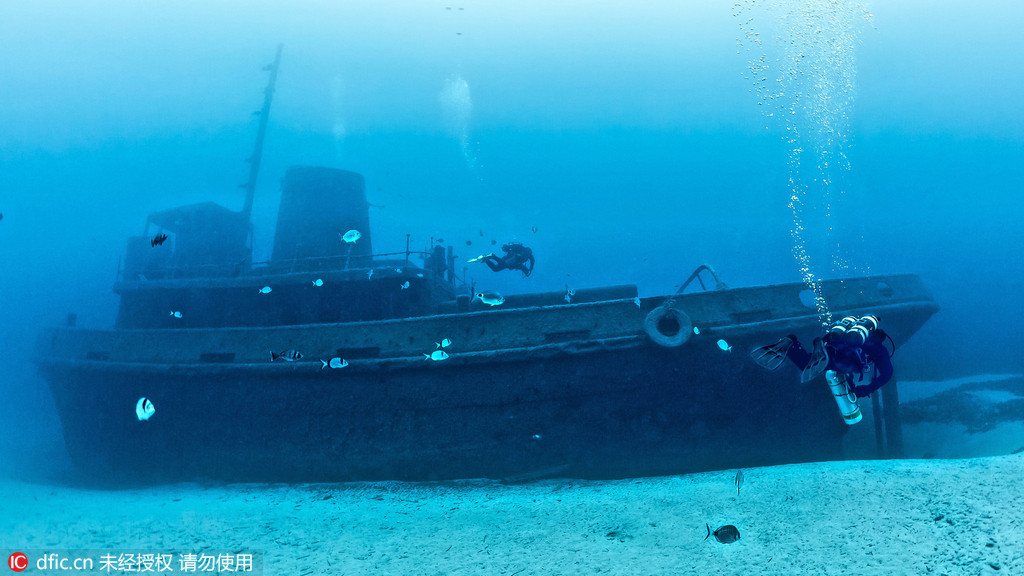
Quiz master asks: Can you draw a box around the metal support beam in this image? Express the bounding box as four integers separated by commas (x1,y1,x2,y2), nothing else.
881,380,905,457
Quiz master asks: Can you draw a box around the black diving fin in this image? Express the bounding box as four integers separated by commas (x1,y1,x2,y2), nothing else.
749,336,794,371
800,338,830,383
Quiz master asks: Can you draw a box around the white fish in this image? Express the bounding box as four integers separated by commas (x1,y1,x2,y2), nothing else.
258,286,273,294
367,269,374,280
312,278,324,287
564,286,575,303
633,296,641,308
341,229,361,243
395,268,403,273
320,357,348,369
693,327,701,335
135,397,155,421
169,310,182,318
424,350,449,361
401,281,410,290
476,291,505,306
436,338,452,349
717,339,732,352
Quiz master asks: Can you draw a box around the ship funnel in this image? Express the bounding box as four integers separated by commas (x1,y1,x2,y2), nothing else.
272,166,371,265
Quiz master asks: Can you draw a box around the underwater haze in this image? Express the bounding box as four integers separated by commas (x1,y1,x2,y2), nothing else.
1,0,1023,480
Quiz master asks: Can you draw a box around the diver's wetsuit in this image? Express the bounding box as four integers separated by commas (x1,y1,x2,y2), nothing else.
786,330,893,397
483,243,535,276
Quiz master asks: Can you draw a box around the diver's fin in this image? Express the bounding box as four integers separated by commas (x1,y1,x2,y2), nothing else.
749,336,794,371
466,254,491,263
800,338,829,383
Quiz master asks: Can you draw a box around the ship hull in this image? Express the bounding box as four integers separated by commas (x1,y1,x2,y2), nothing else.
35,274,938,483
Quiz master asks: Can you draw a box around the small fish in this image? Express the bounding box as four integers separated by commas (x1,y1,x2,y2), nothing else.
717,339,732,352
476,291,505,306
705,524,740,544
436,338,452,349
169,310,182,318
465,240,472,246
396,268,403,273
150,233,168,247
135,397,155,421
367,269,374,280
401,281,410,290
312,278,324,287
424,350,449,361
437,237,445,243
341,229,361,243
735,469,744,495
693,327,701,335
320,357,348,369
258,286,273,294
271,349,303,362
633,296,641,308
531,226,538,233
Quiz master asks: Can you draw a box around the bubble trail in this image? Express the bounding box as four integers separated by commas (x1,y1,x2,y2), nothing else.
439,74,476,169
734,0,871,327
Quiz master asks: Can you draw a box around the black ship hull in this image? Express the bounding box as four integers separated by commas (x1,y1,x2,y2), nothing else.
35,274,938,483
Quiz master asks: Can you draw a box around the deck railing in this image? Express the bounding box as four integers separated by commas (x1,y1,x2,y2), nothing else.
118,248,468,290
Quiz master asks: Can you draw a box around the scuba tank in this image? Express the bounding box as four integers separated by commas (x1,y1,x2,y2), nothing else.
827,316,857,339
847,314,879,345
825,370,863,425
827,314,879,346
821,314,879,425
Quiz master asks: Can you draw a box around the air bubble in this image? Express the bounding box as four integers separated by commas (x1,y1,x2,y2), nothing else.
737,0,870,326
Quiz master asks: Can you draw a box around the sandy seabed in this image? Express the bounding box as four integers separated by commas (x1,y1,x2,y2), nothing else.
2,454,1021,575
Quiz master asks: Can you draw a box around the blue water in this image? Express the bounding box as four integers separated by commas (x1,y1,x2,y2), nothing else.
1,0,1022,482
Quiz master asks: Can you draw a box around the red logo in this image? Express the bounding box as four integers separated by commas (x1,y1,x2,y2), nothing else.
8,553,28,572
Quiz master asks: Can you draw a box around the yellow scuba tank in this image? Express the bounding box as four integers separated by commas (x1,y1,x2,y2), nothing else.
825,370,863,425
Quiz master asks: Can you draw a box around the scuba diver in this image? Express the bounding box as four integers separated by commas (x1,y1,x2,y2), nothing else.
473,241,535,277
750,314,894,398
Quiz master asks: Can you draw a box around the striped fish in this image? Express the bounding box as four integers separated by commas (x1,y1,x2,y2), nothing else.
271,349,303,362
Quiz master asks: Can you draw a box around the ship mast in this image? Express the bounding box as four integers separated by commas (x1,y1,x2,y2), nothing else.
241,43,283,220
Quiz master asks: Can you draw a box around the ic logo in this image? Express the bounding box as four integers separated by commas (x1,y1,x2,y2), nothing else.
7,553,28,572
